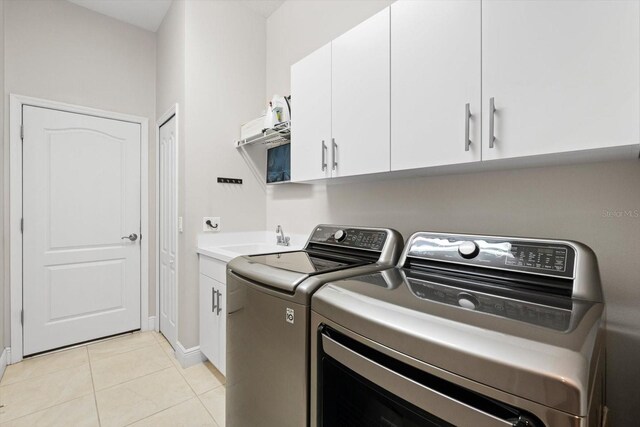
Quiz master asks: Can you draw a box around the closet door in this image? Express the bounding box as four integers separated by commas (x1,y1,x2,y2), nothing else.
482,0,640,161
391,0,481,171
332,7,390,178
291,43,332,182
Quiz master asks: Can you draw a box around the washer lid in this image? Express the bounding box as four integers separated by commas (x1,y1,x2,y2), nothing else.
248,250,366,274
228,250,370,293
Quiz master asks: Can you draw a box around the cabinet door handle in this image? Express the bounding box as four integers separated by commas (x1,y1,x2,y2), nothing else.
216,290,222,315
332,138,338,170
212,287,217,313
464,103,472,152
489,97,496,149
321,140,327,171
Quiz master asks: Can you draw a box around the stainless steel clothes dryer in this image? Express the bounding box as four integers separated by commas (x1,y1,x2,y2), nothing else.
311,232,606,427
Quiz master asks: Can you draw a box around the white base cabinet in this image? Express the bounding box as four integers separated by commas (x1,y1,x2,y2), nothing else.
199,255,226,376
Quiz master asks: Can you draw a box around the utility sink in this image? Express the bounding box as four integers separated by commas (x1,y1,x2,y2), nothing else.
217,243,297,255
197,231,306,263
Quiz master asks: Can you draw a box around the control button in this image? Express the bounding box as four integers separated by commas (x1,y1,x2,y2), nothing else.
457,293,478,310
334,229,347,242
458,241,480,259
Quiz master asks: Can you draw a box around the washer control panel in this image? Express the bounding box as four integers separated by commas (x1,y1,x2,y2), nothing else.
406,234,576,278
310,226,388,251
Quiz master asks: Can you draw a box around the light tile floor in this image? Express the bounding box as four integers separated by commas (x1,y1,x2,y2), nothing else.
0,331,226,426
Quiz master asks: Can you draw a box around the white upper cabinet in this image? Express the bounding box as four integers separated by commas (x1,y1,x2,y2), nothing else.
331,7,390,178
482,0,640,161
391,0,481,171
291,43,332,182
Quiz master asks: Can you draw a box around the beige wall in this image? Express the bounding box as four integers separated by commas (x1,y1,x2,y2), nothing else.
266,1,640,425
181,0,267,347
0,0,5,349
156,0,186,342
2,0,157,347
155,0,267,348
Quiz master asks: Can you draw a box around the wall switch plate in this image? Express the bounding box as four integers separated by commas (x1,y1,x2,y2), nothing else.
178,216,183,233
203,217,221,232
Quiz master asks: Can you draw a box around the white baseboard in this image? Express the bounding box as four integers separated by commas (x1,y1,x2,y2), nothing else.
147,316,156,331
175,341,205,368
0,347,10,380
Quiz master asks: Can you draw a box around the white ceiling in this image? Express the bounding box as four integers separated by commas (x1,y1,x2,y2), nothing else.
239,1,285,18
67,0,285,33
67,0,173,32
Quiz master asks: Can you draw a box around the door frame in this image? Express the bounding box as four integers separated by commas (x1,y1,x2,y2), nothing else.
9,94,150,363
155,104,180,347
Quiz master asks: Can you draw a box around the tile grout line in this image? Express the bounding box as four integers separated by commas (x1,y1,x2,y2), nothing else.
86,346,103,427
0,366,96,424
91,362,191,426
2,332,157,388
88,337,160,363
0,393,97,425
152,332,221,425
197,391,224,426
122,396,215,427
92,364,176,394
0,346,90,388
1,333,192,426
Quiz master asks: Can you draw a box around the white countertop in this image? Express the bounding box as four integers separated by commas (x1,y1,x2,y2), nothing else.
196,231,307,262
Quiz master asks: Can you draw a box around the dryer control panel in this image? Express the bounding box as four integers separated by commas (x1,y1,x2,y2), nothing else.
310,226,388,252
405,233,576,279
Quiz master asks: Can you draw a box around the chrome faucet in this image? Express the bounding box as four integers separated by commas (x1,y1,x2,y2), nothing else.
276,225,290,246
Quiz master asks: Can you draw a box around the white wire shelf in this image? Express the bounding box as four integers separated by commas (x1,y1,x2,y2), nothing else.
235,121,290,148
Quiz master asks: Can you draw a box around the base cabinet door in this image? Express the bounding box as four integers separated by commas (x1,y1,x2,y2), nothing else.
482,0,640,160
217,281,227,376
199,273,225,374
391,0,481,170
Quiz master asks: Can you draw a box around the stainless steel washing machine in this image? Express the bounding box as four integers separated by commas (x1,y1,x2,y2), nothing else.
311,232,606,427
226,224,404,427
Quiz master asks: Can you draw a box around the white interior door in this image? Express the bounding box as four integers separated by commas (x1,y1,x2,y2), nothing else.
159,115,178,348
23,106,141,355
391,0,481,170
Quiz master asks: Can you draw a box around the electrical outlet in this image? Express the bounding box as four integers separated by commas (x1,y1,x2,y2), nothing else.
203,217,221,232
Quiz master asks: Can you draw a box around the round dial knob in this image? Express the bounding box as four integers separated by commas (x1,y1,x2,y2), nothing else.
334,229,347,242
457,292,479,310
458,241,480,259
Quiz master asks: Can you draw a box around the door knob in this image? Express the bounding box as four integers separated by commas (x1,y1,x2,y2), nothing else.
121,233,138,242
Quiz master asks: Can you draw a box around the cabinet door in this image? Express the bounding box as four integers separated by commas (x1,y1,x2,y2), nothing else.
482,0,640,160
332,7,390,178
218,281,226,376
291,43,332,182
199,274,220,366
391,0,481,171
